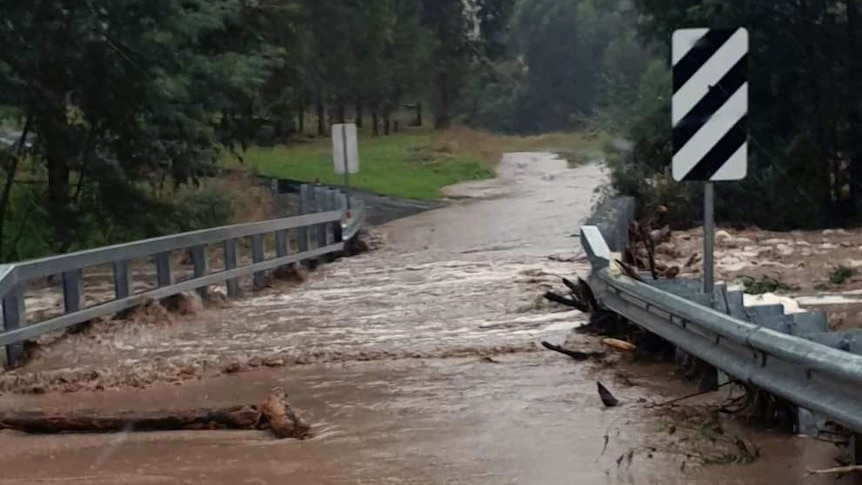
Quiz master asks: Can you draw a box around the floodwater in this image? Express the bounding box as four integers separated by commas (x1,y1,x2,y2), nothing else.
8,153,602,386
0,154,853,484
0,357,849,484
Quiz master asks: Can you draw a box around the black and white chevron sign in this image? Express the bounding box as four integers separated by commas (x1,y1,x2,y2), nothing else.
672,28,748,182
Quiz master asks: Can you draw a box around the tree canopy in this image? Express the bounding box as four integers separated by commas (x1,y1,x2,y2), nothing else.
1,0,859,261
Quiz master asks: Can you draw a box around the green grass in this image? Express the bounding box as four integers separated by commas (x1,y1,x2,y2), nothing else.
223,127,610,200
224,128,494,200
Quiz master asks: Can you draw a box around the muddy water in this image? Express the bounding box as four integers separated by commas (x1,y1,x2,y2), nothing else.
0,357,848,484
0,154,851,484
14,153,602,380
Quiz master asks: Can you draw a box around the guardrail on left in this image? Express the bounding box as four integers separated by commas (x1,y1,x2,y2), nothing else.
0,184,363,368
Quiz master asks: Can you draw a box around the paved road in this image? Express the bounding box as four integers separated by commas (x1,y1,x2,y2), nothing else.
0,154,848,484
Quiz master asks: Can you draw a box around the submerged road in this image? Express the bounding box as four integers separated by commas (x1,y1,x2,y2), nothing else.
0,154,848,484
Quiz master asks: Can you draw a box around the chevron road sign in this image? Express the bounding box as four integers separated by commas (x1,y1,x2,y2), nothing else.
672,28,749,182
671,27,749,296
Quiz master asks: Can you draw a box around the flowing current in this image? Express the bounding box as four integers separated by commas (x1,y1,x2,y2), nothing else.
0,154,846,484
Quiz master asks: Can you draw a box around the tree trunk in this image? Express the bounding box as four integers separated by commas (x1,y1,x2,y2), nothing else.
416,103,423,127
384,115,391,136
0,388,311,440
434,75,452,129
355,101,363,128
316,101,326,137
45,133,73,253
337,101,346,124
0,116,30,260
0,406,260,434
847,0,862,215
298,104,305,135
371,110,380,136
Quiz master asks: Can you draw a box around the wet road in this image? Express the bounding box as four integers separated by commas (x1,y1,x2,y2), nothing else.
0,154,852,484
10,153,601,384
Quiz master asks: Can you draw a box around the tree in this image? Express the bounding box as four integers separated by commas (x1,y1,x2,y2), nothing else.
422,0,474,128
0,0,275,256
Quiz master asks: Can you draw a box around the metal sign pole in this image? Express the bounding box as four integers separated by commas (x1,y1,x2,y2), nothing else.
703,182,715,297
341,124,351,210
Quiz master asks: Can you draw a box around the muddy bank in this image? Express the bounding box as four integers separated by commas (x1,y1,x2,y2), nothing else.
650,224,862,329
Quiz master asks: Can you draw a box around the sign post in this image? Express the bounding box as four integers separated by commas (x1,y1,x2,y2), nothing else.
671,27,749,297
332,123,359,209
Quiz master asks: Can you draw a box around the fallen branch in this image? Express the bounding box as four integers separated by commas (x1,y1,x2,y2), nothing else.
805,465,862,476
0,406,260,434
541,341,603,361
543,291,589,312
649,381,731,408
0,387,310,440
257,387,311,439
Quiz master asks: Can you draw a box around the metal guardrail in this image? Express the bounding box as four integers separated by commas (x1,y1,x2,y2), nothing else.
0,184,366,367
579,199,862,442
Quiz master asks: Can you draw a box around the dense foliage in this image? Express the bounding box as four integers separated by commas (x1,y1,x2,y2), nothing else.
0,0,500,260
1,0,858,261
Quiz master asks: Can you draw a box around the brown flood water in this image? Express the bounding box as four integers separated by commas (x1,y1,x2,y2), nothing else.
0,154,855,484
0,357,850,485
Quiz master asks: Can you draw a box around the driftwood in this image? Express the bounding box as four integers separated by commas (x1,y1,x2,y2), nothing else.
255,387,311,439
597,381,619,408
0,387,310,440
805,465,862,476
540,341,604,361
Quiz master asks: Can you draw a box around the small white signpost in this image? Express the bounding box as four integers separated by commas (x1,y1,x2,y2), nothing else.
332,123,359,208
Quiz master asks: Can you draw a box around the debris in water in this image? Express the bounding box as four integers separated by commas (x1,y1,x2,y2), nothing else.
597,381,619,407
601,338,636,352
541,341,602,361
806,465,862,476
614,259,644,282
256,387,311,439
543,291,588,312
0,387,310,440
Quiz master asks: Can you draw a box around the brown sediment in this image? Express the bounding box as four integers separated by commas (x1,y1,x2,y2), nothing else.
0,343,542,395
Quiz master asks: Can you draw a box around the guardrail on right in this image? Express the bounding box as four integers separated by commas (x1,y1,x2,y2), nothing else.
579,198,862,462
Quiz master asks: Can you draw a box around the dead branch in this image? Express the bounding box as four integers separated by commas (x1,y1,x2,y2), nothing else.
805,465,862,476
540,341,602,361
0,387,310,440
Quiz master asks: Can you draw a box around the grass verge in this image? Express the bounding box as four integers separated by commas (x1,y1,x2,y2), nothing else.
223,127,608,200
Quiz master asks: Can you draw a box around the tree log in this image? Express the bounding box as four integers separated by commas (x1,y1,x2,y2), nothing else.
0,405,260,434
0,388,311,439
257,387,311,439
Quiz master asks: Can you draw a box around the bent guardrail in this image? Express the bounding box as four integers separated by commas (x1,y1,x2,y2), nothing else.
579,198,862,447
0,184,365,367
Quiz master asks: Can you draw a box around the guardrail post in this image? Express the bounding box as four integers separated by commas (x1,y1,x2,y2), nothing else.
62,269,84,313
251,234,266,289
155,252,172,287
324,189,337,261
112,260,133,299
298,184,310,267
275,230,288,259
2,285,25,367
223,239,239,297
190,245,208,299
314,187,327,249
335,192,346,246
